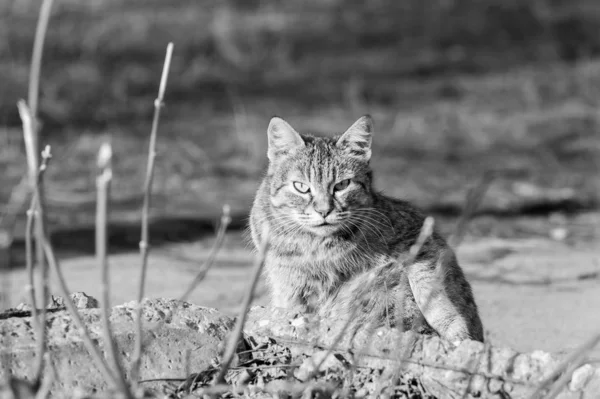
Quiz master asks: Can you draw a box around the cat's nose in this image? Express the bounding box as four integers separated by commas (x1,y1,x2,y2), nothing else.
314,205,333,218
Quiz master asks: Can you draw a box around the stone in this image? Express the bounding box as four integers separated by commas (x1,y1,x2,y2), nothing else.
244,306,600,399
569,364,594,391
3,302,600,398
69,292,99,309
0,298,234,397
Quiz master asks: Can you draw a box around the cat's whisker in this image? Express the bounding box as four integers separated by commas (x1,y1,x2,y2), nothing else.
352,208,395,231
349,214,387,243
343,218,374,253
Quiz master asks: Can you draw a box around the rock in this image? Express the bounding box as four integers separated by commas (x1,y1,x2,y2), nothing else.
0,298,234,397
69,292,99,309
14,293,99,313
244,306,600,399
2,301,600,398
569,364,594,391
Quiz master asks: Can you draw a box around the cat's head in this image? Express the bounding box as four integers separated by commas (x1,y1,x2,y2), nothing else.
265,116,374,236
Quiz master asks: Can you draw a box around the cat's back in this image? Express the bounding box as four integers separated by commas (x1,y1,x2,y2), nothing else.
370,193,443,252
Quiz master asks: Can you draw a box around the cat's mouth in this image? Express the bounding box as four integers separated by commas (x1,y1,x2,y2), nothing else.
307,220,341,235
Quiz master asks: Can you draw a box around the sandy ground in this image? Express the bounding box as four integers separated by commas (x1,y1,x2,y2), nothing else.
5,221,600,358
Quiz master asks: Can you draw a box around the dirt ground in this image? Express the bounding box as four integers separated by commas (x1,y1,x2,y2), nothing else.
5,212,600,358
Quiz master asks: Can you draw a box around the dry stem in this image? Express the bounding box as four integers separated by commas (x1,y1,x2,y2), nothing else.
42,240,119,387
180,204,232,302
18,105,121,389
27,0,55,336
18,100,53,383
96,143,133,398
408,216,435,262
213,226,270,385
27,146,52,382
132,42,174,384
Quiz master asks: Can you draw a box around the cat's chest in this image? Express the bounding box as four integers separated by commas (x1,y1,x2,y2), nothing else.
269,235,381,274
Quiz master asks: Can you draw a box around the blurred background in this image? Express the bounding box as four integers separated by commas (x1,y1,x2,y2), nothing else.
1,0,600,355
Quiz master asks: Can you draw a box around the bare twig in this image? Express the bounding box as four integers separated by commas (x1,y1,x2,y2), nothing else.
18,99,53,383
19,134,120,389
27,0,55,338
18,122,119,390
213,226,270,384
43,240,119,388
529,331,600,399
408,216,435,262
131,42,174,384
96,143,133,398
28,146,52,382
179,204,232,302
34,353,56,399
27,0,54,126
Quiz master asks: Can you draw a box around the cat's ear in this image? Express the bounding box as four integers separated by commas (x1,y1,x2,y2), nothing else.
267,116,305,161
336,115,373,161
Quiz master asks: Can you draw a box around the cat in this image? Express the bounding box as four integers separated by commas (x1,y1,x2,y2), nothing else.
249,115,484,343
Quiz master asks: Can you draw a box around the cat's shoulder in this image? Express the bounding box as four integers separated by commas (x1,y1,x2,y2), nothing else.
374,192,426,220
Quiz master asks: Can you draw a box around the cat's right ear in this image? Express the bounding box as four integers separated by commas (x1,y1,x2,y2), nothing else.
267,117,305,161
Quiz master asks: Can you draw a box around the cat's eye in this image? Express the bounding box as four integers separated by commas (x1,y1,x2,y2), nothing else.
334,179,351,192
293,181,310,193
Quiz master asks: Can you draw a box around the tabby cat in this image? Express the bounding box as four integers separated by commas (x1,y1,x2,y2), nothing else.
250,116,483,342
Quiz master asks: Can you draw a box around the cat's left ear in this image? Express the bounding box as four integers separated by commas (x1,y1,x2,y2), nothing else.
336,115,373,161
267,116,305,162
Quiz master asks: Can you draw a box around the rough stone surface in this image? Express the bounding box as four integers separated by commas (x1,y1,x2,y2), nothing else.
2,300,600,398
244,306,600,399
0,298,234,397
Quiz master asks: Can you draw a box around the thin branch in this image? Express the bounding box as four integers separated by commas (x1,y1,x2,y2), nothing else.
96,143,133,398
18,136,119,389
408,216,435,262
27,0,54,126
179,204,231,302
213,226,270,384
27,0,55,339
28,146,52,382
131,42,174,384
43,240,119,388
529,331,600,399
18,100,53,384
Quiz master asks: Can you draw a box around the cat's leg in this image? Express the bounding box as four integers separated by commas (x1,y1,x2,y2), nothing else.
407,249,484,343
265,265,309,312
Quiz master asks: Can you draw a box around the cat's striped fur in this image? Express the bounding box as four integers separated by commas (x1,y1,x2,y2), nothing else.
250,116,484,342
